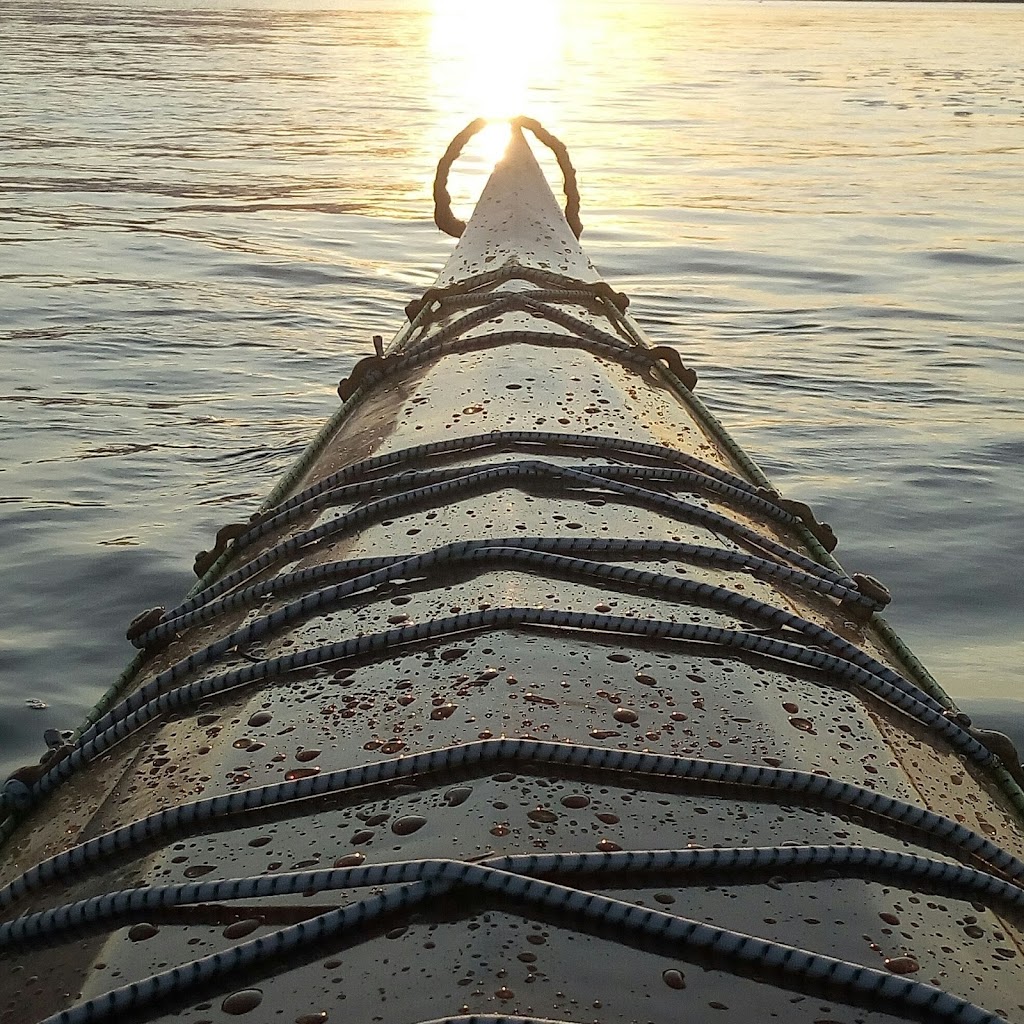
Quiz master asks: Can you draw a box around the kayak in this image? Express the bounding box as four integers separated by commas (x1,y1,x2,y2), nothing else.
2,120,1023,1024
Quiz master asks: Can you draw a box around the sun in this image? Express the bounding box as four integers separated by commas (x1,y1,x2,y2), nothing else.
429,0,566,163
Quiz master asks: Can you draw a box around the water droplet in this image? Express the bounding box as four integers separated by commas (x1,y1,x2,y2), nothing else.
596,839,621,852
223,919,261,940
431,704,457,720
607,653,631,663
295,749,321,763
789,717,815,733
440,647,468,662
334,852,365,868
883,956,919,975
613,708,638,724
248,836,272,848
635,673,656,685
495,987,514,1000
350,829,374,845
285,767,321,781
222,989,263,1015
879,912,900,926
296,1014,329,1024
561,795,590,809
782,702,799,714
392,815,427,836
445,786,473,807
528,807,557,823
184,865,216,878
964,924,985,938
662,969,686,989
127,923,159,942
596,812,619,825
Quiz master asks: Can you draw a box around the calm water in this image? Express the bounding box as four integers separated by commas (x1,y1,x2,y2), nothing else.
1,0,1022,779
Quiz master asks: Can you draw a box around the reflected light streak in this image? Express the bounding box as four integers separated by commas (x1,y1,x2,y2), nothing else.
429,0,565,166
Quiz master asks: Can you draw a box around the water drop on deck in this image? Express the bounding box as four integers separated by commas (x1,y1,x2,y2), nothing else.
222,989,263,1014
884,956,920,974
392,815,427,835
561,795,590,809
223,919,261,940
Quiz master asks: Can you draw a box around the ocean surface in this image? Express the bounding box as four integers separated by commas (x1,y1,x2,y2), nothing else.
1,0,1022,780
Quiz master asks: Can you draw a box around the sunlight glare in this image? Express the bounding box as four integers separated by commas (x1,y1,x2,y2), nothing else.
430,0,565,165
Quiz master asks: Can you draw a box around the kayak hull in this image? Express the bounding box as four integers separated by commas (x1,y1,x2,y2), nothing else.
2,127,1022,1024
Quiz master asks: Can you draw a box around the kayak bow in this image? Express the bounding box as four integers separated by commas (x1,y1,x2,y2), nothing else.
2,123,1023,1024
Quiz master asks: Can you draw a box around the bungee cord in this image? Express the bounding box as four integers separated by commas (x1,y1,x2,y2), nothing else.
136,534,875,649
33,858,1013,1024
173,459,855,625
216,458,801,571
5,598,988,822
6,845,1023,950
6,737,1024,917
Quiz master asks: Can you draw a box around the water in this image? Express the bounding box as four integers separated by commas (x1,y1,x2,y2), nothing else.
1,0,1022,778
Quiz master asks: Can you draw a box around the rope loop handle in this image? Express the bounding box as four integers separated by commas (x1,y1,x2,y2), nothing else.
433,116,583,239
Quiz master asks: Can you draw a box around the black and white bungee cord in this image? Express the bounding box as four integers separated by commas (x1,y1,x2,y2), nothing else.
5,738,1024,915
71,550,965,771
268,430,766,513
5,845,1024,948
121,546,923,708
0,434,999,822
223,459,800,568
26,854,1019,1024
5,603,993,818
5,417,1019,870
136,535,876,647
171,458,852,622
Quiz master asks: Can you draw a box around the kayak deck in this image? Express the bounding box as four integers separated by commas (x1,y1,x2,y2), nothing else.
1,125,1023,1024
